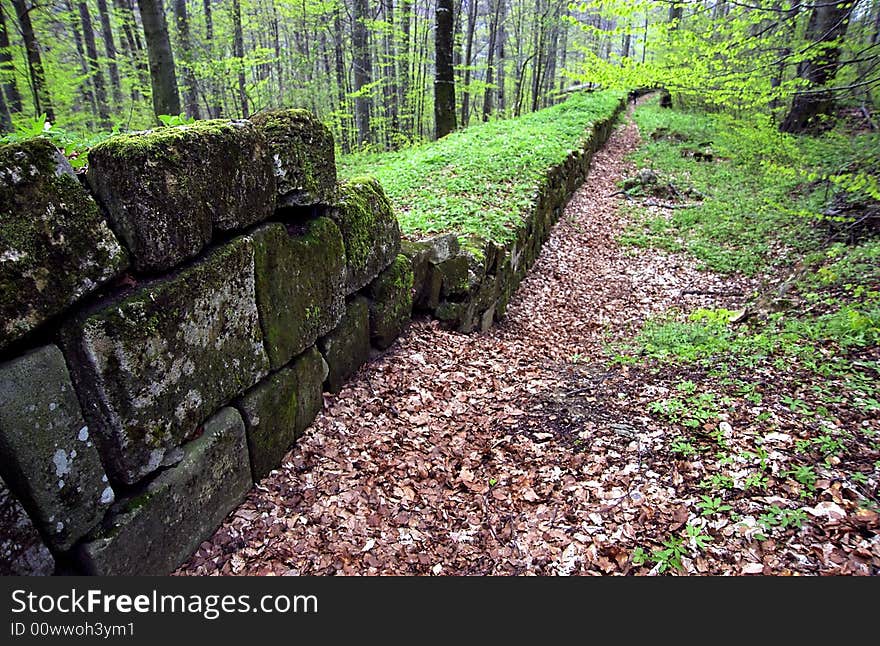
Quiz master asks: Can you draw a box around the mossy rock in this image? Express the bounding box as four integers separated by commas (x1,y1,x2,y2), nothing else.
318,296,370,393
87,120,275,273
438,254,470,300
251,109,336,207
75,407,251,575
0,476,54,575
0,139,128,351
0,345,114,551
367,255,414,350
60,236,270,485
332,176,401,294
401,240,441,311
237,346,326,481
250,219,346,371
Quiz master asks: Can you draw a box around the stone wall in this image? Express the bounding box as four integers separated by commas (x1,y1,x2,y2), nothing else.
0,111,411,575
0,99,624,575
401,103,625,333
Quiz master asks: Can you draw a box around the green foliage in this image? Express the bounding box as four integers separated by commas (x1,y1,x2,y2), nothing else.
696,495,732,517
0,114,114,169
157,114,197,127
338,90,625,242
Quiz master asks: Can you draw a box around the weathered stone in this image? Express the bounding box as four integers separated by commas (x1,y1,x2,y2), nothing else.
435,301,464,326
318,296,370,393
250,109,336,207
0,139,127,351
421,233,460,264
250,219,345,370
87,120,275,273
0,476,55,575
367,255,414,350
76,407,251,575
237,347,326,481
438,254,470,300
61,237,269,485
0,345,114,550
332,177,401,293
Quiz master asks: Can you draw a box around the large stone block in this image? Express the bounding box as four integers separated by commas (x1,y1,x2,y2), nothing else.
237,347,326,481
250,109,336,208
318,296,370,393
87,120,275,273
367,255,414,350
61,237,269,485
0,476,55,575
332,177,401,294
0,139,127,351
401,240,441,311
76,407,251,575
250,219,345,370
0,345,114,551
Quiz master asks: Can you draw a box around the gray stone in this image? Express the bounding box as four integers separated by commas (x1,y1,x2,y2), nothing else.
0,345,114,551
367,255,414,350
250,109,337,207
76,407,251,575
332,177,401,294
250,219,346,371
438,255,470,299
61,237,269,485
421,233,460,264
0,139,128,351
0,476,55,575
401,240,441,311
87,120,275,273
237,347,325,481
318,297,370,393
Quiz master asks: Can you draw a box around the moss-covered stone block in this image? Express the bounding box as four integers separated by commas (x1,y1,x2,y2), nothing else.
0,139,128,351
318,296,370,393
332,176,401,294
0,345,114,551
87,120,275,273
438,254,470,300
250,219,345,371
75,407,251,575
367,255,414,350
251,109,336,207
401,240,441,311
61,237,269,485
237,347,326,481
0,475,55,575
422,233,460,264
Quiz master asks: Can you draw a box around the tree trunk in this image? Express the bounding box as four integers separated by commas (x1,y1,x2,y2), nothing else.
781,2,855,133
0,80,10,131
114,0,149,99
399,0,412,135
530,0,545,113
460,0,477,126
95,0,123,106
78,1,112,125
496,0,506,114
352,0,372,145
66,0,98,118
10,0,54,120
0,2,23,112
202,0,222,117
382,0,399,142
137,0,181,119
332,3,349,152
434,0,456,138
231,0,248,117
483,0,502,121
172,0,200,118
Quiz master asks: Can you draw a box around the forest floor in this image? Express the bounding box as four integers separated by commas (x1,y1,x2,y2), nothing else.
179,105,879,576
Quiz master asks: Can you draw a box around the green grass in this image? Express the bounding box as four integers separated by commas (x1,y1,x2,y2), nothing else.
621,99,880,275
338,90,625,243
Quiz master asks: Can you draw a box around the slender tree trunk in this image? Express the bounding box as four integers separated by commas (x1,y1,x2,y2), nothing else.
114,0,148,98
202,0,222,117
483,0,502,121
530,0,545,113
399,0,412,135
558,7,568,92
0,3,23,112
95,0,123,105
66,0,98,118
781,2,855,133
352,0,372,145
272,1,283,101
497,0,507,115
332,3,349,152
435,0,456,138
0,81,10,131
622,20,631,59
460,0,477,126
641,13,648,63
382,0,399,143
137,0,181,119
542,3,560,107
231,0,247,117
78,1,112,125
11,0,54,120
172,0,200,118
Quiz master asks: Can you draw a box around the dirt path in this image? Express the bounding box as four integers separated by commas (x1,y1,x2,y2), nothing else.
177,111,768,576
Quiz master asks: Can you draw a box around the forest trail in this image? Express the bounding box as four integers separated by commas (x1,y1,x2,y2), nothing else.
177,110,763,576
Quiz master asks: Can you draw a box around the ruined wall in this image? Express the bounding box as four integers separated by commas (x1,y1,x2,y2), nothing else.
401,104,625,333
0,99,624,576
0,112,411,575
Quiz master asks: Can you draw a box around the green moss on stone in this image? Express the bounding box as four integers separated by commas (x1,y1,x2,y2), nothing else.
318,297,370,393
367,255,414,350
